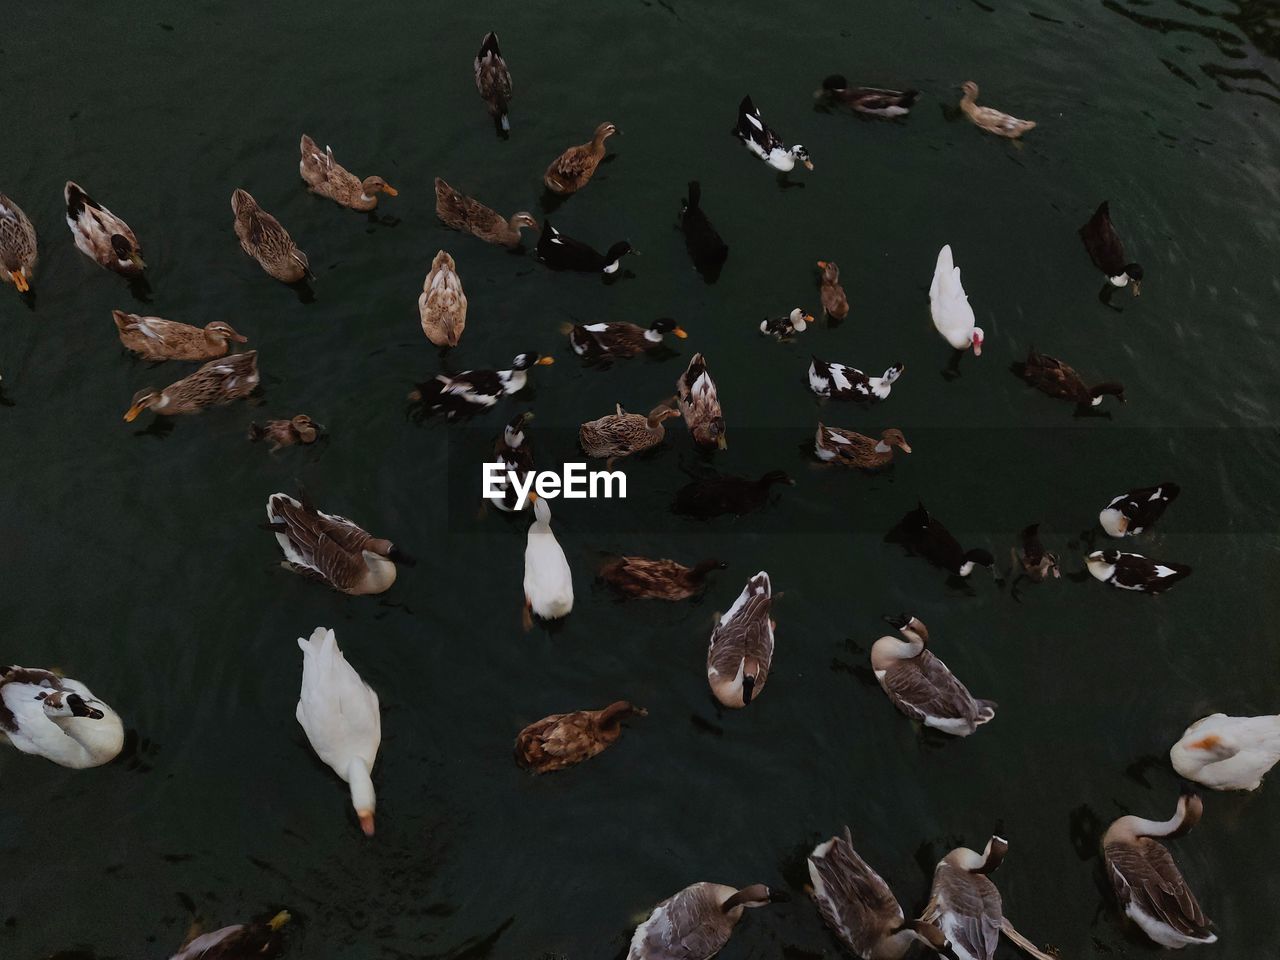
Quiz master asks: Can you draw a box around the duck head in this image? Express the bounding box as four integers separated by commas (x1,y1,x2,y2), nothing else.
958,548,995,576
789,307,814,332
360,175,398,198
204,321,248,344
290,415,322,443
791,145,814,171
879,428,912,454
1089,382,1126,406
511,352,556,371
602,241,636,274
123,388,161,421
722,884,788,912
111,234,145,272
650,317,687,339
508,212,539,233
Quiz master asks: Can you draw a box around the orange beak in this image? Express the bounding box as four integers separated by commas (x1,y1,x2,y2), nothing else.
804,314,815,324
816,261,828,269
673,327,688,339
123,402,147,423
536,356,555,365
899,442,913,454
10,271,28,293
358,811,375,836
381,184,399,197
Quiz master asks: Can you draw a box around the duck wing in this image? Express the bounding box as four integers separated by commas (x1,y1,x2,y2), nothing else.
267,494,376,590
927,862,1002,960
296,627,380,774
1079,201,1127,276
808,829,902,953
1105,838,1213,941
0,194,36,272
735,95,782,152
881,651,989,728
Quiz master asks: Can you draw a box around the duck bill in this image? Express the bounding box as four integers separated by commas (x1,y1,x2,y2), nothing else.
536,356,555,365
1131,280,1142,297
802,159,814,171
673,327,688,339
381,184,399,197
716,435,728,450
10,271,28,292
232,332,248,342
899,442,913,454
129,252,147,271
358,811,375,837
123,402,147,422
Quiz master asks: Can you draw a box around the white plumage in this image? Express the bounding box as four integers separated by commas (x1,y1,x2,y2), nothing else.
0,667,123,769
523,498,573,623
930,244,983,354
1171,713,1280,791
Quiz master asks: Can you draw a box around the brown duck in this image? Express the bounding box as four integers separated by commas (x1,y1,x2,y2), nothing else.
543,122,617,194
299,135,397,211
514,701,646,773
599,556,726,600
1014,348,1125,407
817,260,849,320
124,351,259,421
249,415,322,451
434,177,537,248
814,424,911,469
232,189,310,283
419,250,467,347
113,310,247,362
0,193,37,293
579,402,680,467
675,353,726,449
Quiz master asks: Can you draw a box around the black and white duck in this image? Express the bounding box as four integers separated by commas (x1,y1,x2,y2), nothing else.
760,307,813,339
0,666,124,768
1086,549,1191,594
568,318,685,360
734,96,813,173
410,352,554,418
1079,201,1143,295
485,412,535,512
679,180,729,279
890,502,995,577
1099,482,1179,537
536,220,635,273
1013,348,1125,408
815,75,920,118
810,357,905,400
672,471,793,518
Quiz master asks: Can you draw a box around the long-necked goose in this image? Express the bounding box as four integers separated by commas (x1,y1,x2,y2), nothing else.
817,260,849,319
1103,792,1216,949
706,571,774,708
599,555,726,601
123,351,259,422
65,181,145,276
515,701,646,773
1086,549,1190,594
809,357,905,401
890,502,995,577
474,32,512,132
807,827,949,960
1099,482,1179,537
579,402,680,467
1079,201,1143,294
410,352,554,419
930,245,982,355
544,122,617,194
672,471,792,519
486,411,534,513
958,82,1035,139
1014,348,1125,407
419,249,467,347
0,193,37,293
113,310,247,362
1171,713,1280,791
676,352,726,449
434,178,538,248
760,307,813,339
735,96,812,172
815,425,911,469
680,181,729,279
167,911,291,960
815,76,920,117
231,189,309,283
298,135,396,211
537,220,635,273
872,615,995,736
629,882,785,960
568,318,685,360
296,627,380,837
0,666,123,768
523,496,573,628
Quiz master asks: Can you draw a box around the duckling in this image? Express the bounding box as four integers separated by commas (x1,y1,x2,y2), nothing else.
167,910,291,960
679,180,729,280
931,244,983,354
410,352,554,419
298,135,397,211
112,310,247,362
817,260,849,320
65,181,145,276
1171,714,1280,792
0,666,124,769
873,615,996,736
959,81,1036,139
672,471,793,519
1014,348,1125,407
760,307,813,339
418,249,467,347
474,32,512,132
809,357,904,401
599,555,726,600
515,701,646,773
814,425,911,469
734,96,813,172
889,501,995,577
248,414,323,451
543,122,618,194
1080,201,1143,294
537,220,635,273
579,402,680,466
1011,523,1059,582
434,177,538,248
630,882,784,960
1100,482,1180,537
0,193,36,293
231,189,310,283
815,75,920,117
676,352,726,449
485,412,535,512
524,496,573,627
1086,549,1191,594
568,318,685,360
707,572,775,708
123,351,259,422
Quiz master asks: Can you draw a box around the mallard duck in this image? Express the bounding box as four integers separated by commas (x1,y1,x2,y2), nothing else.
1100,482,1180,537
112,310,247,361
807,827,950,960
734,96,812,172
1171,714,1280,792
873,615,996,736
474,32,512,131
680,181,728,280
419,249,467,347
630,882,784,960
889,502,995,577
959,81,1036,139
760,307,812,339
1080,201,1143,294
568,318,685,360
543,121,617,194
1014,348,1125,407
706,571,774,708
298,135,396,211
524,496,573,627
296,627,380,836
1103,792,1216,948
814,425,911,468
809,357,904,400
231,189,310,283
0,193,36,293
0,666,123,768
676,352,726,449
123,351,259,421
931,245,983,354
579,401,680,466
168,911,291,960
815,76,920,117
817,260,849,319
265,490,413,595
537,220,635,273
410,352,554,419
599,555,726,600
1086,549,1191,594
672,471,792,519
1011,523,1059,582
248,414,322,451
515,701,646,773
433,177,538,248
65,181,144,276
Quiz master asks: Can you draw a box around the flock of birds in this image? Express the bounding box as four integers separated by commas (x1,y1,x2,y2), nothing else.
1,27,1277,960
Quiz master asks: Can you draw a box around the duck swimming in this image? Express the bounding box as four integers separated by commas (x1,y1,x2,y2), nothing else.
735,96,812,172
1014,348,1125,407
1086,549,1191,594
889,502,995,577
167,911,291,960
543,121,617,194
815,75,920,118
930,244,982,355
675,352,726,449
486,411,534,513
872,615,996,736
0,666,124,768
1011,523,1059,583
1171,714,1280,791
680,181,729,279
474,32,512,132
231,189,309,283
537,221,635,273
672,471,792,518
1080,201,1143,294
298,135,397,211
706,571,774,708
599,555,726,600
123,351,259,421
515,701,646,773
410,352,554,419
1099,482,1179,537
760,307,813,339
65,181,145,276
113,310,247,362
568,318,685,360
579,402,680,467
809,357,904,401
248,414,322,451
817,260,849,320
958,81,1036,139
0,193,36,293
434,178,538,248
629,882,784,960
814,425,911,469
419,249,467,347
523,496,573,627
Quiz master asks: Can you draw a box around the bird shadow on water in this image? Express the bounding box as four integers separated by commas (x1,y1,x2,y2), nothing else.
940,349,964,381
132,417,175,440
539,191,570,215
289,280,316,304
127,275,153,304
775,173,805,191
365,211,401,230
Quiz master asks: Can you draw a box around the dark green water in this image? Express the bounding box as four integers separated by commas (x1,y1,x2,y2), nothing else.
3,1,1279,957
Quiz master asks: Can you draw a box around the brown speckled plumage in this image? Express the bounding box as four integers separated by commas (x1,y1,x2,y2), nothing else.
543,122,617,194
113,310,247,361
232,189,309,283
434,177,537,248
514,701,646,773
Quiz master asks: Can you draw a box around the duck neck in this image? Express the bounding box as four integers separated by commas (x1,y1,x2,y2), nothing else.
362,551,398,591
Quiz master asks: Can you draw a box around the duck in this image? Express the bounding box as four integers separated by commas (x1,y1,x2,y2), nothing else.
675,352,726,449
123,351,259,421
568,318,686,360
1099,482,1179,537
536,220,635,273
543,121,618,194
65,181,145,276
523,496,573,627
1011,523,1059,582
167,911,291,960
515,701,646,773
0,193,37,293
0,666,124,768
410,352,554,419
815,76,920,117
760,307,813,339
889,502,995,577
958,81,1036,139
1080,201,1143,294
1014,348,1125,407
579,401,680,467
1103,791,1216,949
630,882,784,960
809,357,904,400
1171,714,1280,791
112,310,247,362
679,180,729,279
474,32,512,132
706,571,774,708
599,555,726,600
485,412,535,512
248,414,322,451
672,471,793,519
872,615,996,736
1086,549,1191,594
734,96,813,172
922,836,1057,960
298,135,397,211
265,490,413,595
296,627,381,837
434,177,538,248
817,260,849,320
814,425,911,469
419,249,467,347
231,189,309,283
930,245,983,354
807,827,950,960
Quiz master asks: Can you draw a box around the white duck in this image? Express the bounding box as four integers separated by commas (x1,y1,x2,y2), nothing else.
523,496,573,628
296,627,381,837
930,245,982,355
0,666,124,768
1171,713,1280,791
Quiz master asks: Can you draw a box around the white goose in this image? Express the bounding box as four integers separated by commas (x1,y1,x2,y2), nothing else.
296,627,381,837
0,666,123,768
523,497,573,628
1171,713,1280,791
930,245,982,355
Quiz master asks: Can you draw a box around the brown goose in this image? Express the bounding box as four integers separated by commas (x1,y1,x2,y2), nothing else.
474,32,512,132
579,402,680,467
629,882,784,959
299,135,397,211
706,571,774,708
231,189,309,283
817,260,849,319
113,310,247,362
1014,348,1125,407
676,353,726,449
434,177,537,248
514,701,646,773
814,425,911,469
543,121,617,194
872,615,995,736
123,351,259,421
248,415,322,451
0,193,37,293
599,556,726,601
